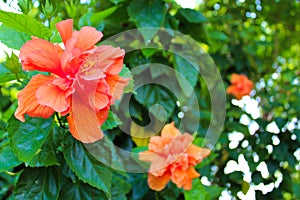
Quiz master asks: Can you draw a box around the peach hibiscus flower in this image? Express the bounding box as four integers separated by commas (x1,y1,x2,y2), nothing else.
15,19,128,143
226,73,253,100
139,122,211,191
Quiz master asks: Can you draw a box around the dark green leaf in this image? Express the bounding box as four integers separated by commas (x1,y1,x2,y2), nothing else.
8,116,53,162
177,8,207,23
59,179,107,200
0,25,30,49
0,144,22,172
128,0,167,41
26,127,62,167
134,84,176,121
63,134,112,195
14,166,61,200
0,10,51,38
174,54,198,97
111,174,131,200
274,117,286,130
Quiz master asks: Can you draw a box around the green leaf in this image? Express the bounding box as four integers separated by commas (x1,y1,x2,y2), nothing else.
8,115,53,163
78,6,118,29
101,111,122,130
59,179,107,200
127,0,167,42
84,136,126,173
174,54,198,97
0,63,26,83
0,10,52,38
203,185,224,199
0,25,31,49
111,174,131,200
14,166,61,200
177,8,207,23
184,179,208,200
62,134,112,196
0,144,22,172
208,31,229,41
26,127,62,167
274,117,286,130
134,84,176,121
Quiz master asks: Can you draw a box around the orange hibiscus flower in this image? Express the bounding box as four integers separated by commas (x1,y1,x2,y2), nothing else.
139,122,211,191
226,73,253,100
15,19,128,143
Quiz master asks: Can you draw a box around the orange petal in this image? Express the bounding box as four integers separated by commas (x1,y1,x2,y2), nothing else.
182,167,200,190
15,75,55,121
56,19,73,46
20,38,65,77
74,26,103,51
139,150,162,162
230,73,241,84
148,172,171,191
106,75,129,100
168,133,193,155
187,145,211,165
93,80,110,111
97,108,109,125
148,136,165,151
68,93,104,143
36,79,72,113
89,46,125,75
161,122,181,138
186,166,200,179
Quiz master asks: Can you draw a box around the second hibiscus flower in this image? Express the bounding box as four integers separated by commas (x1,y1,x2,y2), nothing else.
15,19,128,143
139,122,211,191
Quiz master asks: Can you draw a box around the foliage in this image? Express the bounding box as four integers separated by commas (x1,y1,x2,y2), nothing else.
0,0,299,199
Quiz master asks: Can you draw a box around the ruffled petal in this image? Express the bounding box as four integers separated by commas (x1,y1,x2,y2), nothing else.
183,167,200,190
92,79,110,111
56,19,73,46
148,172,171,191
106,75,129,100
15,75,55,121
161,122,180,137
20,38,65,77
68,94,104,143
36,78,72,113
187,145,210,165
85,46,125,75
74,26,103,51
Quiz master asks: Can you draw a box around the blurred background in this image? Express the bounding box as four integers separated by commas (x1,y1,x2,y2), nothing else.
0,0,299,199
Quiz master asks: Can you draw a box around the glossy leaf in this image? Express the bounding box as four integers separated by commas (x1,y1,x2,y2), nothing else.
59,179,107,200
14,167,61,200
127,0,166,42
63,134,112,196
173,54,198,97
134,84,176,121
0,25,31,49
8,116,53,163
0,10,51,38
0,144,22,172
